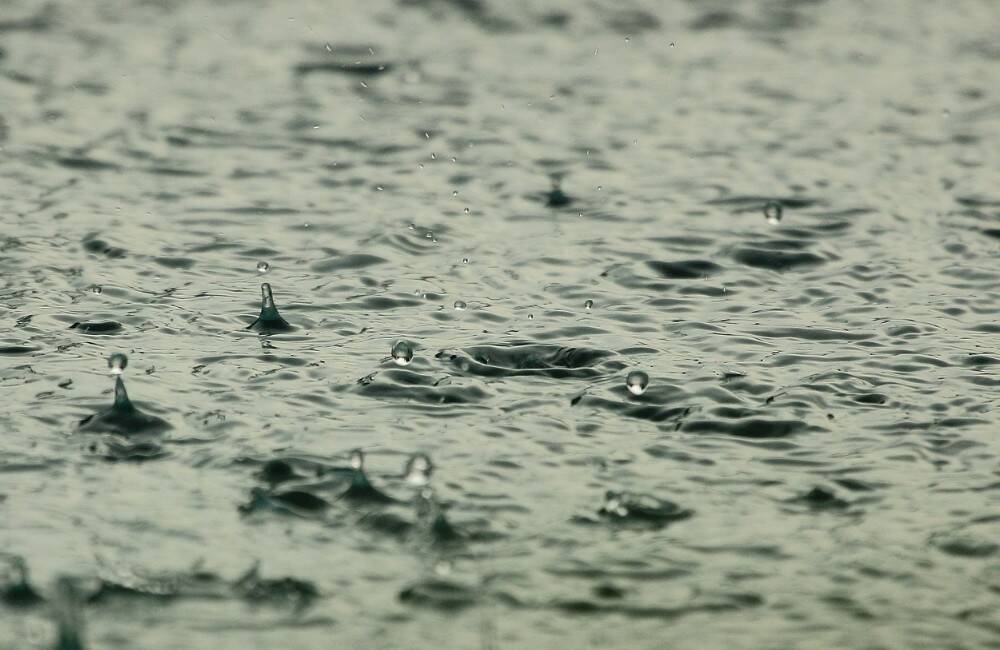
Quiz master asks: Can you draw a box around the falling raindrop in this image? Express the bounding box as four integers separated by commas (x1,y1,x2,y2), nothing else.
350,449,365,470
453,300,467,311
90,285,102,294
391,340,415,366
462,257,469,264
763,201,783,225
107,353,128,375
585,299,594,310
626,370,649,396
404,453,434,487
256,261,270,273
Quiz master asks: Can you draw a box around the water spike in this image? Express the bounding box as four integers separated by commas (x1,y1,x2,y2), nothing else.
247,283,294,333
112,376,134,412
350,449,365,471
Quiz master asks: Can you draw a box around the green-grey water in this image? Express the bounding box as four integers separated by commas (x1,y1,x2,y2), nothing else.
2,0,999,648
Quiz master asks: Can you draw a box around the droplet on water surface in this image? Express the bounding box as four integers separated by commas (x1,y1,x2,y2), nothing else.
453,300,467,311
90,285,102,294
626,370,649,396
256,261,270,273
404,453,434,487
107,353,128,375
391,340,415,366
764,201,783,225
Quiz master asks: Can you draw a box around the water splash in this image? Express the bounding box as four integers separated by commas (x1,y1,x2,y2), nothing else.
78,354,171,436
404,453,434,487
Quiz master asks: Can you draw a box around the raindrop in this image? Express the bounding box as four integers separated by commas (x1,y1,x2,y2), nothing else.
90,285,102,294
408,223,416,230
463,207,470,214
453,300,467,311
450,157,457,163
350,448,365,470
763,201,783,225
585,299,594,310
625,36,630,44
528,314,534,320
404,453,434,487
391,340,415,366
452,190,458,197
626,370,649,396
107,353,128,375
256,261,270,273
462,257,469,264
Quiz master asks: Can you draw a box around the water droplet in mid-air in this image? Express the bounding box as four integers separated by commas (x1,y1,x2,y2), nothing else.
90,285,102,294
453,300,467,311
764,201,783,225
463,207,470,214
107,353,128,375
584,299,594,310
626,370,649,396
350,449,365,470
256,261,270,273
391,340,414,366
462,257,469,264
404,453,434,487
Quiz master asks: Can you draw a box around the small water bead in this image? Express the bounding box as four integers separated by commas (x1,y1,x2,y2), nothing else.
256,261,270,273
452,190,458,197
584,299,594,310
107,353,128,375
453,300,467,311
763,201,783,225
463,207,470,214
527,313,534,320
462,257,469,264
90,285,102,294
391,340,415,366
404,453,434,487
350,449,365,470
626,370,649,396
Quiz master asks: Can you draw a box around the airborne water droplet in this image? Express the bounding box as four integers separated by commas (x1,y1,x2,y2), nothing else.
350,449,365,470
404,453,434,487
391,340,415,366
107,353,128,375
764,201,783,225
462,257,469,264
453,300,467,311
90,285,102,294
256,261,270,273
463,207,470,214
584,299,594,310
626,370,649,396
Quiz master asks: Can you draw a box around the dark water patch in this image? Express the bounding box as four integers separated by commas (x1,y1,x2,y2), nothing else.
682,418,809,439
0,345,39,355
732,247,826,271
931,533,998,559
438,343,615,380
398,578,477,611
57,156,120,171
81,237,127,258
571,491,692,530
962,354,999,367
69,321,123,334
233,564,318,611
787,487,851,511
646,260,723,279
311,254,387,272
153,256,195,269
398,0,516,32
352,377,490,406
294,61,393,77
573,394,689,424
752,327,871,342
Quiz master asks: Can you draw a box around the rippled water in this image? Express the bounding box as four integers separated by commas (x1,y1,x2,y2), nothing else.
2,0,999,647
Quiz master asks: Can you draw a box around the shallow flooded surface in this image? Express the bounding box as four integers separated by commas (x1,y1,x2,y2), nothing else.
1,0,999,647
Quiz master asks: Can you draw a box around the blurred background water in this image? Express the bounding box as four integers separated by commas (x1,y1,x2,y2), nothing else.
1,0,999,647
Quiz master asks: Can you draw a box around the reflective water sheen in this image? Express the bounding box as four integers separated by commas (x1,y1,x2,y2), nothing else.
1,0,999,648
